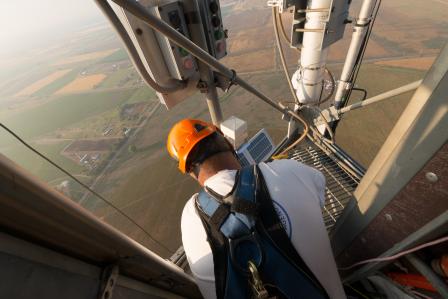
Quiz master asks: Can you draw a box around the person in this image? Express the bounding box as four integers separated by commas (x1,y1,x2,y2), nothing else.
167,119,346,299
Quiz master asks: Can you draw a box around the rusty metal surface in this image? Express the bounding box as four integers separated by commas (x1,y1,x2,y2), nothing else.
336,142,448,272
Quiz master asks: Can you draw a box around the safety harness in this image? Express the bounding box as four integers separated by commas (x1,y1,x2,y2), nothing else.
195,165,329,299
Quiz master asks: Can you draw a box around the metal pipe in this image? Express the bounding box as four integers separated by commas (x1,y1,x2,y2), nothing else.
338,80,422,114
292,0,331,105
110,0,303,122
333,0,377,108
297,8,330,13
204,78,223,125
94,0,186,94
295,28,325,33
406,254,448,298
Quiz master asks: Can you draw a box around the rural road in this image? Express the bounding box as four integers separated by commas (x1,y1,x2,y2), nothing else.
78,101,161,206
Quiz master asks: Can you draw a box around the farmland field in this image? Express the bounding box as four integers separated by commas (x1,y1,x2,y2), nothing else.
375,56,436,71
0,137,83,182
55,73,106,94
32,69,80,97
53,49,119,65
14,69,72,97
1,89,134,141
0,0,446,258
99,68,136,88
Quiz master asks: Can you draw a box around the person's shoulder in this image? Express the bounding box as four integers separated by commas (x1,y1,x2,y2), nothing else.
262,159,326,191
264,158,319,175
181,194,198,221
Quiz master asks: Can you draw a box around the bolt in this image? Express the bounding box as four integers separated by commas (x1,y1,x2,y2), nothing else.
135,28,143,35
385,213,393,222
426,172,438,183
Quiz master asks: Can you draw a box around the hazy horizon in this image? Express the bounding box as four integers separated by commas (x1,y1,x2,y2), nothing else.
0,0,105,57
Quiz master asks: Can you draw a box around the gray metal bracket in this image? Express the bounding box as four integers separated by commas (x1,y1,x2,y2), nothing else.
98,264,119,299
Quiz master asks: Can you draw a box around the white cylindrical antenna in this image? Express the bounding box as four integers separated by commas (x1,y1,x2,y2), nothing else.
292,0,331,105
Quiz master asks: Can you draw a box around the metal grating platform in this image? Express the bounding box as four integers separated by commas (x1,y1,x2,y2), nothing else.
291,144,361,232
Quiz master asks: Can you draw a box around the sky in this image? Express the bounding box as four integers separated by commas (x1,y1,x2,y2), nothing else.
0,0,104,56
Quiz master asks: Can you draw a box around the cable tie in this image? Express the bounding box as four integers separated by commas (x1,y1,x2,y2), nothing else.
225,69,237,93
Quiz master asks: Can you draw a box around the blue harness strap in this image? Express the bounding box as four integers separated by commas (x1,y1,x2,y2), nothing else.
196,166,329,299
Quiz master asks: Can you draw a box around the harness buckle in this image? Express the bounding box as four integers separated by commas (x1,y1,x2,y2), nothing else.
229,232,263,275
248,260,269,299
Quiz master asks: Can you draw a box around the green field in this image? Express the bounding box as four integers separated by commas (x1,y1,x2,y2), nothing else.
1,89,135,141
126,86,156,104
100,68,135,88
32,69,80,97
0,136,83,182
100,48,129,63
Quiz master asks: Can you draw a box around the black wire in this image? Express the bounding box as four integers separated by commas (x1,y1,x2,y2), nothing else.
344,0,381,107
351,87,367,101
332,0,381,132
0,123,172,255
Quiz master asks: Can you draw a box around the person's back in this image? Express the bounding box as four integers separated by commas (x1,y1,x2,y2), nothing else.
181,159,346,298
166,119,345,298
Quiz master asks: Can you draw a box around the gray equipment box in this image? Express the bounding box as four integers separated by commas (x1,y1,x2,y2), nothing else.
150,1,199,80
197,0,227,59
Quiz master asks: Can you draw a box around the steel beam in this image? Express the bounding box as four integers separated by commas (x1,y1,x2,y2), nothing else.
318,80,422,124
331,44,448,258
342,211,448,283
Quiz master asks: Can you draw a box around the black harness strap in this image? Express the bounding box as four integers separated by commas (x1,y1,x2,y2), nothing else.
230,198,258,216
210,204,231,229
195,197,228,299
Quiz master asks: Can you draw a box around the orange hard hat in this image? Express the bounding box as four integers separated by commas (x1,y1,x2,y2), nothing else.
167,119,218,173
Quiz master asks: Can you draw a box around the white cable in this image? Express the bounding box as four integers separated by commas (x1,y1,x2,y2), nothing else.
339,235,448,271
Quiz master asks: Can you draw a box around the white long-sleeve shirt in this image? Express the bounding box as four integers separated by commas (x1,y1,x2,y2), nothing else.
181,159,346,299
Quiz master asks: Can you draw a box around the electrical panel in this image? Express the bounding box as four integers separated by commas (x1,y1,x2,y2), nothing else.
110,0,227,109
150,2,198,80
113,0,200,109
197,0,227,59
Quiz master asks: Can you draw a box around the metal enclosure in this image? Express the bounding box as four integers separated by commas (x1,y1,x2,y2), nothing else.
197,0,227,59
114,0,200,109
149,1,199,80
291,0,349,49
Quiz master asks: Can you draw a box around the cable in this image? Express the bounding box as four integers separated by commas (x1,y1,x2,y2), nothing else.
94,0,186,94
344,284,370,299
273,7,301,105
277,11,300,53
352,87,367,101
339,235,448,271
0,123,172,254
271,6,309,155
342,0,381,109
276,102,309,156
331,0,381,133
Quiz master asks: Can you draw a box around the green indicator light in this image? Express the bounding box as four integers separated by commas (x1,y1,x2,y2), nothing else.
214,30,223,40
179,47,189,57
